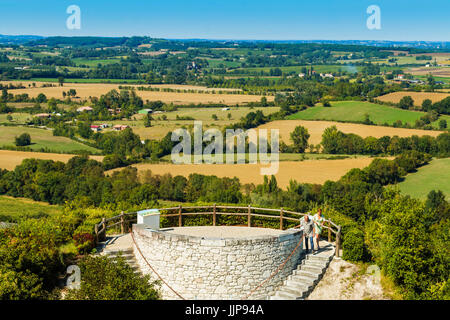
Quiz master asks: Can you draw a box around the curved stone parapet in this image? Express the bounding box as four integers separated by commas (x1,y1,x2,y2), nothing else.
132,224,303,300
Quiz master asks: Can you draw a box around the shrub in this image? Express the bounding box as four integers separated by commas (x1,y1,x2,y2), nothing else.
65,255,161,300
342,227,368,262
73,232,95,255
0,266,46,300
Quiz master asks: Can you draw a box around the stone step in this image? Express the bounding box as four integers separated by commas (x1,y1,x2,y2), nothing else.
279,285,307,299
300,264,325,274
270,241,335,300
285,279,312,292
103,251,134,257
102,248,134,256
273,291,298,300
293,269,321,278
103,252,141,274
290,274,319,286
306,253,332,260
302,260,327,268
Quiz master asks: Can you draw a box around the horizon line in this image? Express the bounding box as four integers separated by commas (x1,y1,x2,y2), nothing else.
1,34,450,43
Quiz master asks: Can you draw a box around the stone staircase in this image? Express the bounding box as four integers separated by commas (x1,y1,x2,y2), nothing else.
96,234,141,274
270,242,335,300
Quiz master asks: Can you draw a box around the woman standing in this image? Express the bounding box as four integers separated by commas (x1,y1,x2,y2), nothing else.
313,208,324,252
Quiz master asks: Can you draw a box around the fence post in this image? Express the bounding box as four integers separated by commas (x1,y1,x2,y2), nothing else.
335,227,341,257
178,205,182,227
328,219,331,242
213,203,216,226
120,211,125,234
280,208,284,230
101,217,106,241
247,205,251,227
94,223,99,244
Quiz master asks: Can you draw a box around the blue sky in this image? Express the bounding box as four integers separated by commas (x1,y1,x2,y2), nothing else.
0,0,449,41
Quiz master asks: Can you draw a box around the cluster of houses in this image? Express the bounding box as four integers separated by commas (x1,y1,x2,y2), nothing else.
298,72,334,79
187,61,198,70
34,105,150,133
34,112,61,119
90,124,130,132
392,74,445,85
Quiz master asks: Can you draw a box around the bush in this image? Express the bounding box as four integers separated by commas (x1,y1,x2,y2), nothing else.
342,227,368,262
0,266,46,300
73,232,95,255
65,255,161,300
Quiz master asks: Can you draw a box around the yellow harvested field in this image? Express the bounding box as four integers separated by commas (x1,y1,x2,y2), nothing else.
257,120,444,145
109,158,379,188
0,81,270,105
376,91,450,105
0,150,103,171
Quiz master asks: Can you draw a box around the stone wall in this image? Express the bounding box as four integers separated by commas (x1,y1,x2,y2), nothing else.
132,224,303,300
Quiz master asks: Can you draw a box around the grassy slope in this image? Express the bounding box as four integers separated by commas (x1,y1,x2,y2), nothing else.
0,113,32,124
397,158,450,201
0,126,100,153
287,101,449,128
0,195,62,221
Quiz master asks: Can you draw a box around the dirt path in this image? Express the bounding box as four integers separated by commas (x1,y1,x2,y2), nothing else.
307,258,388,300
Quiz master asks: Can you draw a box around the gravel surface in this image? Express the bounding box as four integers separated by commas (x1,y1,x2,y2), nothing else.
307,258,388,300
164,226,286,238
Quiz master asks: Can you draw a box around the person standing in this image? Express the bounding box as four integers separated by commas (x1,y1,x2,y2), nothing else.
300,214,314,253
313,208,325,252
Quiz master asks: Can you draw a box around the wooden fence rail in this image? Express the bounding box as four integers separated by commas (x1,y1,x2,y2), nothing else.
95,205,342,257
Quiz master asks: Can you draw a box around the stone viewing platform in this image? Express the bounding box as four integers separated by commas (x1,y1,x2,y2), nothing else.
132,224,303,300
94,205,341,300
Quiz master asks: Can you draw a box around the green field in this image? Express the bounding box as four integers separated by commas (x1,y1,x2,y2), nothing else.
72,57,121,67
397,158,450,201
206,59,240,68
0,126,101,154
0,195,62,222
0,113,32,124
287,101,449,128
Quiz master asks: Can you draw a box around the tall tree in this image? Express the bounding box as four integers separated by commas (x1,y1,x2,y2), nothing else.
290,125,310,153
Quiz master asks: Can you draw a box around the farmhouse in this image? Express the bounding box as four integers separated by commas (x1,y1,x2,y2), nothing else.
320,73,334,79
77,106,93,113
113,125,130,131
90,125,101,132
108,108,121,115
34,113,51,118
